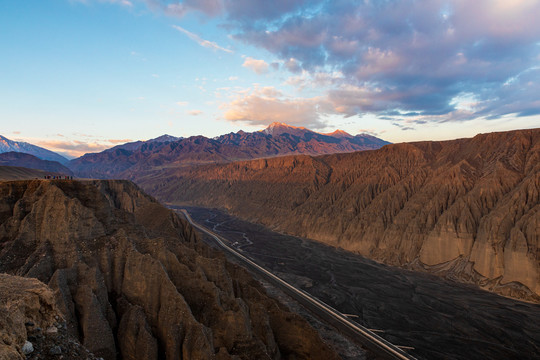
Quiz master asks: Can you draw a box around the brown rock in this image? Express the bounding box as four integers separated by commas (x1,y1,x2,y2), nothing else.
117,304,158,360
0,179,339,359
73,284,116,360
0,274,58,359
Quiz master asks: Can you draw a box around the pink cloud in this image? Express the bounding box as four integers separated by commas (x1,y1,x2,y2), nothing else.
29,138,132,157
223,86,327,128
242,57,269,74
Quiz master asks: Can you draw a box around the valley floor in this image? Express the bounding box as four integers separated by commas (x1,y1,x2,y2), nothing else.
182,206,540,360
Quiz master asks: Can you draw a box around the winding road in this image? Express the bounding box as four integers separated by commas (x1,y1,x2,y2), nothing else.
179,209,417,360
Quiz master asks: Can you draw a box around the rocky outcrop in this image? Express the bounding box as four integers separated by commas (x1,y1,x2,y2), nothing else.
145,128,540,302
0,180,338,360
0,274,58,359
0,273,98,360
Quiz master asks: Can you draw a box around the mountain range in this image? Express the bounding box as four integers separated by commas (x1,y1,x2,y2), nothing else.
1,124,389,179
5,125,539,304
0,152,73,176
0,135,69,164
141,128,540,303
69,123,390,178
107,134,184,152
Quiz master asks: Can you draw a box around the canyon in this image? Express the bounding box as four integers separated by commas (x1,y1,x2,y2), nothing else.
186,206,540,360
0,179,339,359
2,127,539,359
140,128,540,303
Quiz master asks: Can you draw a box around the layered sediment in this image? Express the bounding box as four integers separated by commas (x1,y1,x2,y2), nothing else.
144,128,540,302
0,179,338,360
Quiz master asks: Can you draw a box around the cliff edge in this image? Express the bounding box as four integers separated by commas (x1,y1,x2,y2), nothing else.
0,179,338,360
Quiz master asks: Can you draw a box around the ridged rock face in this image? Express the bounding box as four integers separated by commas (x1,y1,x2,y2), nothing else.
0,180,338,360
143,128,540,302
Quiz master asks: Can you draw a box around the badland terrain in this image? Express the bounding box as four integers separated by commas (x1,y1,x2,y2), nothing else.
140,128,540,303
1,125,539,359
0,179,339,359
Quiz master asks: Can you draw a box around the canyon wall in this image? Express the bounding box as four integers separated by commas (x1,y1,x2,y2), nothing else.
0,179,338,360
143,129,540,302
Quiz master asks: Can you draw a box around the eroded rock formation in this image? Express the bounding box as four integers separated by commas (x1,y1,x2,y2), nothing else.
0,273,101,360
0,180,338,360
144,128,540,302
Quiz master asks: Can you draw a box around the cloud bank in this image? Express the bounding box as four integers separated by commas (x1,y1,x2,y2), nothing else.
31,139,133,158
231,1,540,122
145,1,540,127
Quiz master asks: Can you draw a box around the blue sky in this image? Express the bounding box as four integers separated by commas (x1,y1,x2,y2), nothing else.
1,0,539,157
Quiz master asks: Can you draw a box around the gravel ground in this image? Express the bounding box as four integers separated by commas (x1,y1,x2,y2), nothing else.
183,206,540,360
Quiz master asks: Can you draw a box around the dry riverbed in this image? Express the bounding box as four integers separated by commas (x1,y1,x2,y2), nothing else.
181,206,540,360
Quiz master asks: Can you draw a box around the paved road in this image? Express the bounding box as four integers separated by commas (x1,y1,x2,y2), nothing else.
179,209,417,360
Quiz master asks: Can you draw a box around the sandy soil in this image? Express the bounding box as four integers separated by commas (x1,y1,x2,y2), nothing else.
182,206,540,360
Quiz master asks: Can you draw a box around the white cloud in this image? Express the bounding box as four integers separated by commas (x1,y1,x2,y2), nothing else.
172,25,233,53
72,0,132,7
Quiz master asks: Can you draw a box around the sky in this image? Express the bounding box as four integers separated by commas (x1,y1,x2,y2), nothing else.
1,0,539,158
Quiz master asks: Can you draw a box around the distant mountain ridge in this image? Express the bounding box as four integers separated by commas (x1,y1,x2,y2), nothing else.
0,152,73,176
0,135,69,164
261,122,314,137
0,166,62,181
69,123,390,178
107,134,183,152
